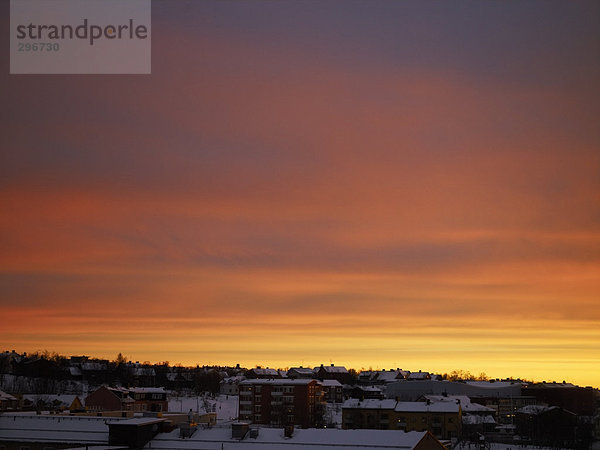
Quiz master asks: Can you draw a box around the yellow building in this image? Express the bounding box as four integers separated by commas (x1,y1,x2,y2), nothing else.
393,401,461,440
342,399,461,441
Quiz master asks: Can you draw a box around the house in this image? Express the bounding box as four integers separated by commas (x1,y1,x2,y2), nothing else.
348,385,385,400
85,386,168,413
407,371,431,381
22,394,80,412
359,369,409,386
165,368,193,390
220,375,245,395
342,399,397,430
70,395,85,412
315,364,354,385
287,367,316,379
238,378,325,428
80,360,109,384
0,390,18,411
129,387,168,412
516,404,578,447
128,362,156,386
85,386,135,412
322,379,344,403
245,367,282,379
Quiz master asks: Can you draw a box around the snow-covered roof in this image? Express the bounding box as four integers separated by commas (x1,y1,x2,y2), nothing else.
0,389,17,401
316,365,349,374
422,395,494,413
395,401,460,413
81,362,107,371
322,379,343,387
221,375,246,384
343,399,397,410
373,371,405,383
463,414,496,425
69,366,83,376
149,426,433,449
517,405,559,415
106,417,166,426
358,386,383,392
23,394,80,407
288,367,315,375
249,368,280,376
0,414,115,444
407,372,430,380
464,381,521,389
240,379,321,386
132,367,156,376
129,387,165,394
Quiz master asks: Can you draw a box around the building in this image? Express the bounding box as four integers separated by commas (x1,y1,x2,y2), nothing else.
129,387,168,412
85,386,135,412
245,367,282,379
0,390,18,411
407,371,431,381
238,379,325,428
342,399,397,430
342,398,462,441
322,379,344,403
421,395,496,438
523,382,596,416
315,364,354,385
394,401,461,440
516,405,579,447
348,385,385,400
85,386,168,413
287,367,316,379
385,379,522,402
0,413,170,450
220,375,245,395
149,423,447,450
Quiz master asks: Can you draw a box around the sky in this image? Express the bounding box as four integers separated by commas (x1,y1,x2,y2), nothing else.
1,1,599,387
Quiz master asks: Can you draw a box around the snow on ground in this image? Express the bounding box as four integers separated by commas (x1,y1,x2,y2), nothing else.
324,403,343,428
168,394,238,424
457,443,570,450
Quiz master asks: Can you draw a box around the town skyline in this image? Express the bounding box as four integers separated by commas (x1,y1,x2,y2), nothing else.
2,349,596,389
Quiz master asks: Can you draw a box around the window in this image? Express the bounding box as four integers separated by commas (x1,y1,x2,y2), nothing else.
254,405,261,412
255,386,262,393
255,395,262,402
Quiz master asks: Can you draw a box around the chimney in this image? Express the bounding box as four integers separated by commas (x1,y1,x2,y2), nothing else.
331,363,334,367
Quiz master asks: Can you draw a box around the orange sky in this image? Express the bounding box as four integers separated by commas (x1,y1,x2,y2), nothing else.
1,1,599,387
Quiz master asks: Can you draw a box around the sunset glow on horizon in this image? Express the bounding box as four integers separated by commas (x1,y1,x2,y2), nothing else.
1,1,599,388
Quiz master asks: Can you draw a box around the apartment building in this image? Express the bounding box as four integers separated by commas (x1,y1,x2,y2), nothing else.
239,379,325,428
